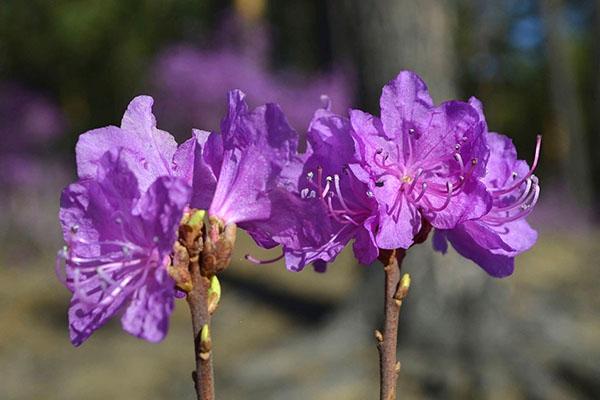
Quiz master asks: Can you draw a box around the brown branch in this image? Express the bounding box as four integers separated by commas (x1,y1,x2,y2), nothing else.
187,258,214,400
376,248,409,400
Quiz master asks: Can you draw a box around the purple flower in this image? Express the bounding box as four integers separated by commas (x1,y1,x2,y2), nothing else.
349,71,491,250
433,131,541,277
280,102,378,271
189,89,304,247
76,95,194,192
58,149,190,346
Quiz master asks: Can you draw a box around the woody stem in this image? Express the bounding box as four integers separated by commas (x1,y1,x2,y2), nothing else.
187,258,214,400
377,248,407,400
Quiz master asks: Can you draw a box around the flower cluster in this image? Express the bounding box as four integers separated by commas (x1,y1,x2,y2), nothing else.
57,70,540,345
277,71,540,277
58,92,303,345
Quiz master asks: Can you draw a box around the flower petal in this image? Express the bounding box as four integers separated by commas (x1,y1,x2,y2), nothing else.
375,196,420,249
445,224,515,278
121,268,175,343
380,71,434,140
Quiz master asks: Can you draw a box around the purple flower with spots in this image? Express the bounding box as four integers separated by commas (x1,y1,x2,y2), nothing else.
279,102,378,272
433,132,541,277
349,71,491,250
58,150,190,346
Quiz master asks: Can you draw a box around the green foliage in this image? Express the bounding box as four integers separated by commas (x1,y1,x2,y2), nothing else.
0,0,219,134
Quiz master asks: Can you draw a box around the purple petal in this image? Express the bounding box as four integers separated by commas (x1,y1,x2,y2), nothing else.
493,219,537,255
121,268,175,343
380,71,434,140
352,216,379,265
120,96,177,173
445,224,515,278
209,146,272,224
424,180,492,229
376,197,420,249
134,175,191,254
69,295,129,346
432,229,448,254
76,96,177,191
190,129,223,210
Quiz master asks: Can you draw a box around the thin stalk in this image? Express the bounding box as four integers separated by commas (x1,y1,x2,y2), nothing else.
187,256,214,400
376,248,408,400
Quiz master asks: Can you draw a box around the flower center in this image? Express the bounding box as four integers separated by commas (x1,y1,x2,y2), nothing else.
401,175,413,184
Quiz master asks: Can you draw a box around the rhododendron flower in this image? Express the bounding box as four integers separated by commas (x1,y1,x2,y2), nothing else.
433,132,541,277
76,95,194,191
280,103,378,271
58,150,190,346
349,71,491,250
188,90,305,246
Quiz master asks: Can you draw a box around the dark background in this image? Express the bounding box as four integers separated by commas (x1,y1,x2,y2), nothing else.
1,1,599,399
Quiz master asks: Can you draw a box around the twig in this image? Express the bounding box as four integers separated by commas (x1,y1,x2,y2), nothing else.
187,258,215,400
376,248,409,400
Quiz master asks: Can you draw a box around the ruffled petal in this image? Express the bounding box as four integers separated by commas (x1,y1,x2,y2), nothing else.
352,216,379,265
445,224,515,278
121,268,175,343
380,71,434,140
376,196,420,249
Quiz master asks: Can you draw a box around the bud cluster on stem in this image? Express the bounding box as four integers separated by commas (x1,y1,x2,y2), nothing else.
169,209,237,400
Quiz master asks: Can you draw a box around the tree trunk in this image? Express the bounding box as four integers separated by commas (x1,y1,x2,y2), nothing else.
541,0,593,212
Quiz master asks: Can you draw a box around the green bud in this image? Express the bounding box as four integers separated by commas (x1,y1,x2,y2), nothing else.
207,275,221,314
188,209,206,228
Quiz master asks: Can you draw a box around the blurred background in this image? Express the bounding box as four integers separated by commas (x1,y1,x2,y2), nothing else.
1,0,599,399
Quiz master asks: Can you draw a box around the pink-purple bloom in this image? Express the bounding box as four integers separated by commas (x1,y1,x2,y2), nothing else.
433,131,541,277
277,71,539,277
188,89,307,247
58,96,196,345
56,66,541,348
278,102,378,272
58,150,189,345
348,71,491,250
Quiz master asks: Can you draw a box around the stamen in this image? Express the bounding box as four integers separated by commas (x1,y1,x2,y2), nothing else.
412,183,428,203
493,135,541,195
333,175,351,213
317,167,323,196
322,176,333,198
427,182,453,212
493,177,533,212
406,169,421,194
245,252,285,265
386,190,403,218
454,153,465,175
